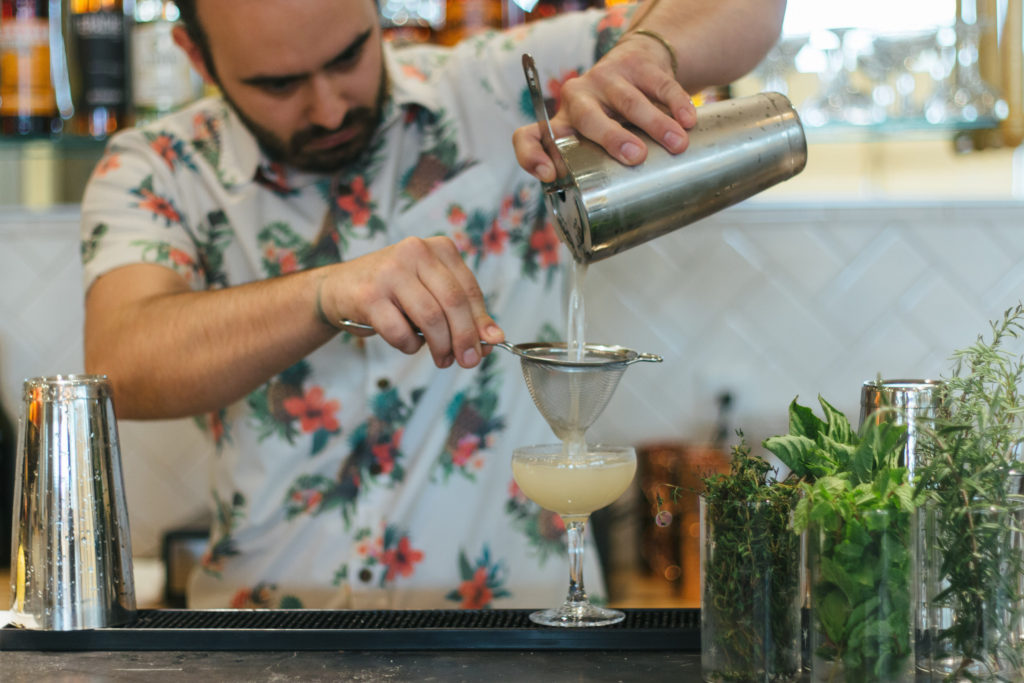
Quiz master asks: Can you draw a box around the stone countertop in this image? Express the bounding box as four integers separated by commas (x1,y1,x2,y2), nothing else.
1,649,704,682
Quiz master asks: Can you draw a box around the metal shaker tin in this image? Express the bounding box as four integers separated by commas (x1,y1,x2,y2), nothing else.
9,374,136,630
859,378,944,483
522,53,808,263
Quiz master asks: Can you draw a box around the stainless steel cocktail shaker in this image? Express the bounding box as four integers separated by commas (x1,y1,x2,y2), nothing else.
859,378,944,483
9,374,136,630
523,54,808,263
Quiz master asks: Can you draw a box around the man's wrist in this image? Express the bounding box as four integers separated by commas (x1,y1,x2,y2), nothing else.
627,28,678,78
314,276,343,331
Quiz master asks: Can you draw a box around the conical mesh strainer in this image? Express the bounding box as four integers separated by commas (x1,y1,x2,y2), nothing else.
336,321,661,439
511,343,662,439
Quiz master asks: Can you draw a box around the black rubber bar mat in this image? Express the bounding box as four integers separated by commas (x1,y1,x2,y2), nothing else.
0,608,701,651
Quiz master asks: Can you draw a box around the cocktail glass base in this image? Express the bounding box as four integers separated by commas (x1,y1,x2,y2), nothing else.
528,600,625,628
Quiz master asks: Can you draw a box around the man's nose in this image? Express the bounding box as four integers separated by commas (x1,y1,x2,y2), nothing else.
307,73,348,131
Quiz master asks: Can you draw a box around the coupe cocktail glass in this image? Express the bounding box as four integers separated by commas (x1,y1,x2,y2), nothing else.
512,443,637,627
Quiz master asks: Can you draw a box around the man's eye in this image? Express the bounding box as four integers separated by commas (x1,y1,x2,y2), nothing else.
260,80,300,96
327,53,360,73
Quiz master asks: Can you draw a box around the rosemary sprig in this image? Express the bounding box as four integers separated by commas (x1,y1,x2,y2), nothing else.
917,303,1024,680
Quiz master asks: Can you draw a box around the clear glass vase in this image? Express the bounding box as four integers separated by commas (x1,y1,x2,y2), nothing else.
700,497,803,682
808,507,916,683
925,500,1024,680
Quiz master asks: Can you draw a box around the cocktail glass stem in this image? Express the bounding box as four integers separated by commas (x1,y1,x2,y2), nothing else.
527,514,624,627
564,518,588,603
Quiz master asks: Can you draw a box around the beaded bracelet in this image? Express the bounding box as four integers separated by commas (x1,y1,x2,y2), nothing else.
630,28,678,77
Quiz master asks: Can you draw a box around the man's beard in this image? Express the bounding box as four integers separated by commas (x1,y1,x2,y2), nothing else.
223,69,388,174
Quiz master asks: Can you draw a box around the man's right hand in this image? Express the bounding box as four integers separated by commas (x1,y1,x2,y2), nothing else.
317,235,504,369
84,235,502,419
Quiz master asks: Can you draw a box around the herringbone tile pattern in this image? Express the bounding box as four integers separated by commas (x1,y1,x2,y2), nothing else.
3,201,1024,555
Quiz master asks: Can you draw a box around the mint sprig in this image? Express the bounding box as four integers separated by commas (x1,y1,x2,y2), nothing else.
763,396,918,681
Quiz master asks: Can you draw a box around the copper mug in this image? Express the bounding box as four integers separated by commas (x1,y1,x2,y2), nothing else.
9,375,136,630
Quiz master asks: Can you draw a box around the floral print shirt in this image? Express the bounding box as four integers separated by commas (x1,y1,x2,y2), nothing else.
80,8,632,609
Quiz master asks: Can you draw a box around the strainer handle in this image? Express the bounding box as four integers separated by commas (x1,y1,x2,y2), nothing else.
629,352,663,364
337,319,515,353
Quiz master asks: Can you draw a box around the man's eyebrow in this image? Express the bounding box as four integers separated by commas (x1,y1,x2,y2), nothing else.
240,28,373,87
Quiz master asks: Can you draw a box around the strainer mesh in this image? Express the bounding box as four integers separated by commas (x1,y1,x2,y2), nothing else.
517,348,629,439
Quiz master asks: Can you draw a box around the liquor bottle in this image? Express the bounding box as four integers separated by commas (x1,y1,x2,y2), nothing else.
131,0,202,124
69,0,129,138
517,0,594,24
434,0,502,46
0,0,62,136
379,0,444,45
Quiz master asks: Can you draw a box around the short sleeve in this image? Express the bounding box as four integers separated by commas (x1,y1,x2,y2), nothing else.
80,127,207,293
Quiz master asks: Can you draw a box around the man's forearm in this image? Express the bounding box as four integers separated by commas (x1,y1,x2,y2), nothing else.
628,0,787,92
85,265,337,420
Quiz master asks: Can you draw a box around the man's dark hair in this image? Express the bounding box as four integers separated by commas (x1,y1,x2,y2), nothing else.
174,0,217,79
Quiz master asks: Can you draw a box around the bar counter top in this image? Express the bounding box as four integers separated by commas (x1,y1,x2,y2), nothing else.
0,649,703,681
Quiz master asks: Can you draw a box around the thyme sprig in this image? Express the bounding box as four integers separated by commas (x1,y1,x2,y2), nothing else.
699,438,803,682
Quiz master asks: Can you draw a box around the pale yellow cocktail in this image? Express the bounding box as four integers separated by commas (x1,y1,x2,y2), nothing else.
512,443,636,627
512,449,636,522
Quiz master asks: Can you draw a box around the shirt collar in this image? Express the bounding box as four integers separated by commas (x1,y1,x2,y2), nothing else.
218,41,445,193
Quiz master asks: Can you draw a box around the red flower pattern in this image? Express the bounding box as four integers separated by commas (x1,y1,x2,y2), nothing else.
335,176,373,226
206,412,225,446
192,112,214,139
380,536,425,582
598,7,628,32
457,567,493,609
229,584,271,608
94,154,120,177
371,428,403,475
547,70,580,112
447,205,467,227
372,443,395,474
150,134,179,170
452,433,481,467
137,189,182,223
291,489,323,513
282,386,341,433
169,248,194,268
483,220,509,254
530,222,561,267
280,251,298,273
401,63,427,82
200,548,224,573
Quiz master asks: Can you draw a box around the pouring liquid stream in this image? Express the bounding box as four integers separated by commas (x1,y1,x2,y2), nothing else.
563,259,588,463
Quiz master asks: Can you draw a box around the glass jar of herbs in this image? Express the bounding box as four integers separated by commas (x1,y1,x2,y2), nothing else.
698,442,803,682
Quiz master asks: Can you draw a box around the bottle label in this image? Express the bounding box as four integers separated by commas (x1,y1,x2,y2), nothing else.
131,21,200,113
71,10,127,109
0,18,55,116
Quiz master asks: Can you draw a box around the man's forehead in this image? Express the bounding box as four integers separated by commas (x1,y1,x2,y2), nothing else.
195,0,376,34
196,0,377,72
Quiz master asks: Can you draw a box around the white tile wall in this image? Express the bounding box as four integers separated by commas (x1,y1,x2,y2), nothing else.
0,207,209,557
3,200,1024,557
586,201,1024,455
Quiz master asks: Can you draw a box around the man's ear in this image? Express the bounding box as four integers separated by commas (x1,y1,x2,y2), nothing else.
172,24,215,85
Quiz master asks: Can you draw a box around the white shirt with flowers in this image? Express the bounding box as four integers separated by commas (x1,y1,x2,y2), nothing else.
80,8,635,609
